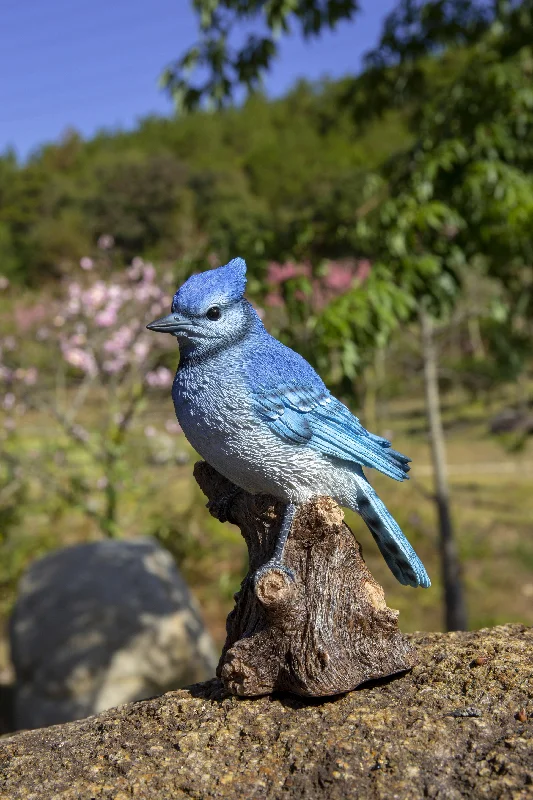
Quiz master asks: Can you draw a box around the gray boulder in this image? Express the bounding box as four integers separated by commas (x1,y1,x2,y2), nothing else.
10,537,218,730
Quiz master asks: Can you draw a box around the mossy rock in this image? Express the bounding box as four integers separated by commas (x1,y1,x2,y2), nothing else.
0,624,531,799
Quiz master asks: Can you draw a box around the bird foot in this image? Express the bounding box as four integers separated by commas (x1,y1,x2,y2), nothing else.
206,488,239,523
253,560,295,590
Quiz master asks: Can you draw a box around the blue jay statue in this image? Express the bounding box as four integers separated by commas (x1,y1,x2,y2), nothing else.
147,258,430,589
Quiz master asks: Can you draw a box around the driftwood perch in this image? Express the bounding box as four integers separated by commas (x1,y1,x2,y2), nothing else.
194,461,417,697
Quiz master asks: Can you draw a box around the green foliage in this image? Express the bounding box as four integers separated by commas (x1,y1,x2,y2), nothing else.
86,151,192,260
161,0,359,111
0,81,414,285
356,2,533,328
0,223,19,279
160,0,512,113
366,0,498,68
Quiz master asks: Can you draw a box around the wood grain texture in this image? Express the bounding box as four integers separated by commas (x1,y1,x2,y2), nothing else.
194,460,417,697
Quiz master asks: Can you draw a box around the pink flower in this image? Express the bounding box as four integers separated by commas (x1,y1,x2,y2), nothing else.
323,261,355,292
102,357,127,374
0,276,9,290
104,325,134,354
127,258,143,281
62,346,98,377
267,261,311,284
96,476,109,489
146,366,173,388
134,282,160,302
95,307,118,327
23,367,38,385
142,263,156,284
133,340,149,362
80,257,94,270
3,393,15,410
165,419,182,434
265,292,284,308
97,234,114,250
68,282,82,298
107,284,122,302
70,334,87,347
355,259,371,282
144,425,156,438
85,282,108,311
67,298,81,315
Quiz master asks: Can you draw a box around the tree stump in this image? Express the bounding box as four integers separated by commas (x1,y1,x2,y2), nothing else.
194,461,418,698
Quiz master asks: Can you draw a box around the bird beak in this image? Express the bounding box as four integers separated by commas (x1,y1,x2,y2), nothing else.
146,313,187,334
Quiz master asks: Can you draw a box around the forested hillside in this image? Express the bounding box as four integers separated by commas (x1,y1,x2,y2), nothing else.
0,54,461,284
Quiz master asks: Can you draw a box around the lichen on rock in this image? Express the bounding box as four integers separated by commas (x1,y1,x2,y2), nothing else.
0,624,531,799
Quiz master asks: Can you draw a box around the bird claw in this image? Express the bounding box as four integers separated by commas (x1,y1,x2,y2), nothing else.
207,489,239,523
253,560,295,589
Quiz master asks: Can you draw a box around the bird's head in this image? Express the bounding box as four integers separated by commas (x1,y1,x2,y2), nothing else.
147,257,258,356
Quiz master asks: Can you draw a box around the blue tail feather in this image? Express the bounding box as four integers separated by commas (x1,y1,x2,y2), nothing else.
356,484,431,589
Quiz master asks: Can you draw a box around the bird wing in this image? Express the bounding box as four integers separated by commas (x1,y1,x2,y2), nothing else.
246,338,410,481
252,383,410,481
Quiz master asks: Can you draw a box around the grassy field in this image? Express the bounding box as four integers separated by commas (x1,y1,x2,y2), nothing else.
1,385,532,679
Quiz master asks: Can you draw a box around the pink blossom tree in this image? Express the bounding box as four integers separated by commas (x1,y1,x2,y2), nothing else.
0,252,183,537
263,258,377,392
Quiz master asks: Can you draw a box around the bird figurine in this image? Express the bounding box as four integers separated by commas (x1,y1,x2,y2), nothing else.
147,257,430,589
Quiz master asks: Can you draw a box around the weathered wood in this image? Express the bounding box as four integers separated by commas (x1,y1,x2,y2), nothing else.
193,461,417,697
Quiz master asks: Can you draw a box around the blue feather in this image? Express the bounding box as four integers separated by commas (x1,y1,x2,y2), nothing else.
172,257,247,315
356,480,431,588
250,359,410,482
268,407,311,444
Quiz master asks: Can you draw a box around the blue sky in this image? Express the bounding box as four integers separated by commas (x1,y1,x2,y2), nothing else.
1,0,397,160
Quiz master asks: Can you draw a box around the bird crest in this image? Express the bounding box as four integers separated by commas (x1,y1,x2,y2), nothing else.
172,258,247,314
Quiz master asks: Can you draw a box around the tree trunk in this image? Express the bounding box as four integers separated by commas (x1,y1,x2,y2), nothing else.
363,346,387,434
467,315,485,359
420,310,467,631
193,461,417,697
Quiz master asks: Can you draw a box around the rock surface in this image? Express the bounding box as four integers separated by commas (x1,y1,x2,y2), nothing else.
0,624,531,799
10,538,217,730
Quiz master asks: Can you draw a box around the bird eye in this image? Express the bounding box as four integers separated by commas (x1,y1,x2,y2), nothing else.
206,306,221,321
